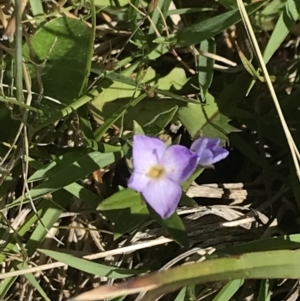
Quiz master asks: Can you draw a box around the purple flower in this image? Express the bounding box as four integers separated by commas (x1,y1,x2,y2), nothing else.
128,135,198,219
191,137,229,166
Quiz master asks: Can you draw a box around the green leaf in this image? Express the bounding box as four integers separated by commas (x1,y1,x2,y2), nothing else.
179,193,198,208
155,2,263,47
181,167,204,192
84,140,124,153
258,279,272,301
16,262,51,301
98,188,144,211
33,89,99,133
247,0,300,93
11,152,116,208
0,277,17,300
133,120,145,135
212,279,244,301
144,106,178,135
28,151,87,182
93,92,147,140
218,0,237,9
149,208,189,247
26,190,71,256
111,297,126,301
90,67,192,134
84,249,300,300
263,0,300,64
167,8,215,16
98,189,149,237
94,0,129,6
174,287,187,301
0,191,72,295
178,100,214,138
23,17,92,105
38,249,140,278
178,91,239,141
224,233,300,255
201,113,239,141
79,0,96,95
64,182,101,209
198,39,215,99
28,151,108,208
29,0,45,24
262,0,286,16
148,0,171,35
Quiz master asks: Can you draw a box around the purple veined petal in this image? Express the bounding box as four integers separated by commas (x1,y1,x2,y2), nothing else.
142,177,182,219
128,172,150,193
161,145,198,183
132,135,166,174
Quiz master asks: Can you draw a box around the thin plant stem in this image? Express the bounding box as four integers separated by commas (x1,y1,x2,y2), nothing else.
15,0,24,103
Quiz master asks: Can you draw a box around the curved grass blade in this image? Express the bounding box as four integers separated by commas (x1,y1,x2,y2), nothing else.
71,249,300,301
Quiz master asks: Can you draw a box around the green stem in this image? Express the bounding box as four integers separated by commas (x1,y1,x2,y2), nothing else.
15,0,24,102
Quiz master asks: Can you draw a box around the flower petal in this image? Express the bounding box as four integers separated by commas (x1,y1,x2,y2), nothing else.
196,148,215,166
190,137,210,155
209,147,229,165
142,178,182,219
128,172,150,192
206,138,221,150
132,135,166,174
191,137,229,166
161,145,198,183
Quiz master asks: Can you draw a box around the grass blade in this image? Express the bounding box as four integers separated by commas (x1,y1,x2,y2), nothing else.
39,249,141,279
263,0,300,64
71,249,300,301
236,0,300,180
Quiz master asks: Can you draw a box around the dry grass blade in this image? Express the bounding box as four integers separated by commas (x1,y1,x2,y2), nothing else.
0,237,172,279
2,0,28,40
70,278,158,301
236,0,300,180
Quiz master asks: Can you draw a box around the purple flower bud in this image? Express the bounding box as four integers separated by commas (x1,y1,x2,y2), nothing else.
128,135,199,219
190,137,229,166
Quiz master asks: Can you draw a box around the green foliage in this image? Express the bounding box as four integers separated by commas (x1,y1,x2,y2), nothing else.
39,249,141,278
155,2,263,47
212,279,244,301
12,151,116,207
73,249,300,300
150,209,189,247
1,0,300,300
263,0,300,64
98,188,149,237
23,17,92,105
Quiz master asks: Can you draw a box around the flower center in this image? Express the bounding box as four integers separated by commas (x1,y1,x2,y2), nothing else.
147,165,165,179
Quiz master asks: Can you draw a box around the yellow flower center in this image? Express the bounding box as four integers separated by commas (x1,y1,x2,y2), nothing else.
147,165,165,179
